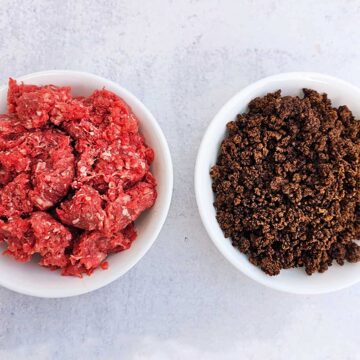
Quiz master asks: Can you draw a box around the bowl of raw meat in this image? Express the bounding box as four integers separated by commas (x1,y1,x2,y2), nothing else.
0,70,173,298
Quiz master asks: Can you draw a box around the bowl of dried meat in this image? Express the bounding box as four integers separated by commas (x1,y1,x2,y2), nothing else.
195,72,360,294
0,70,173,298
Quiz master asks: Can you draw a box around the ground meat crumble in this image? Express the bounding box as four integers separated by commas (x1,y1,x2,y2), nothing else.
0,79,157,277
211,89,360,275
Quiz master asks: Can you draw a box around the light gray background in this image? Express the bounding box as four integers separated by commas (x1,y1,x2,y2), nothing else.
0,1,360,359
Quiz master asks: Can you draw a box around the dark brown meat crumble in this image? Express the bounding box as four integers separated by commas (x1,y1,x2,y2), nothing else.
211,89,360,275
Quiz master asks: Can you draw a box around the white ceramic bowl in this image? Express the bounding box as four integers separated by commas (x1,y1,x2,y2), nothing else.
195,72,360,294
0,70,173,298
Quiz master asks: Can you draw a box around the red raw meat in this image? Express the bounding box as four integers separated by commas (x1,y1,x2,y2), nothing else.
0,218,35,262
0,79,157,276
9,80,71,129
56,185,105,231
0,147,31,186
50,98,90,126
85,89,135,128
29,129,75,210
0,213,71,267
31,212,71,268
63,223,136,277
7,78,39,113
0,114,26,150
104,179,157,234
94,141,149,189
0,173,33,218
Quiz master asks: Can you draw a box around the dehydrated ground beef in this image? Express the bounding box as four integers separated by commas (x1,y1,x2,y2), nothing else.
0,79,157,277
211,89,360,275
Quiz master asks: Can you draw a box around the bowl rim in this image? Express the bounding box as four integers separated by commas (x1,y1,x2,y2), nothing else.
195,71,360,295
0,69,173,298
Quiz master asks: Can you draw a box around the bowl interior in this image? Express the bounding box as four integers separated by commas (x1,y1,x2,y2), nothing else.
0,71,172,297
196,72,360,294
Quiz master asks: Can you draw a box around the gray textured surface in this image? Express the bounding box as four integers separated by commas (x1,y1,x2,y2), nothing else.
0,1,360,359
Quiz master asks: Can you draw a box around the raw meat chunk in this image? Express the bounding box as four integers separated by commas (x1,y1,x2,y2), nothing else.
0,218,35,262
50,98,90,126
7,78,39,113
56,185,105,231
0,173,33,218
0,114,26,150
29,129,75,210
9,80,71,129
85,89,137,129
104,180,157,234
94,142,149,189
63,223,136,277
0,79,157,277
0,147,31,186
30,212,71,268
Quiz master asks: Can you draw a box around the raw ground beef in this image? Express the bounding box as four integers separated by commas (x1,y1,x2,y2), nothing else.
211,89,360,276
0,79,157,277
